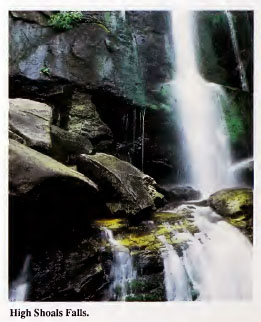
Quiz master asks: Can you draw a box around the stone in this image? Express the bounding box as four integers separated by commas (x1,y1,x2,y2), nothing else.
76,153,164,216
158,184,201,202
209,188,253,240
68,91,113,143
10,11,50,26
9,139,97,197
50,125,93,162
9,98,52,153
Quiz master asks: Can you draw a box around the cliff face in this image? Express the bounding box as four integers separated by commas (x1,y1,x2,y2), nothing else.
9,11,253,179
8,10,253,302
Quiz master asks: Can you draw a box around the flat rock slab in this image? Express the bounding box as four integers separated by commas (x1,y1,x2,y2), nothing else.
9,98,52,153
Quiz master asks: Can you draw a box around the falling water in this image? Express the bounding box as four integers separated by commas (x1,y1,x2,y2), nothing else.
103,228,136,300
9,255,31,301
132,108,137,150
226,11,249,92
159,206,252,300
183,206,252,300
230,157,253,172
141,108,146,171
120,10,126,21
158,235,191,301
171,10,233,196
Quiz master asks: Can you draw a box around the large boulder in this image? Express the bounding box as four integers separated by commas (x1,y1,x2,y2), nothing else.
9,139,104,281
76,153,164,216
50,125,93,162
9,98,52,153
9,139,97,196
209,188,253,240
158,184,201,202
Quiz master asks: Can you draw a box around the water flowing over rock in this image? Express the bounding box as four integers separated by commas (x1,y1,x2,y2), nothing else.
171,10,233,195
230,158,253,187
103,228,136,300
76,153,164,216
8,10,253,302
225,11,249,92
182,206,252,300
158,235,191,301
209,188,253,240
9,255,31,301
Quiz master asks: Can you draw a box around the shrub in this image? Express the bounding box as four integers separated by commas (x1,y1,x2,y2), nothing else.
40,66,50,76
48,11,84,30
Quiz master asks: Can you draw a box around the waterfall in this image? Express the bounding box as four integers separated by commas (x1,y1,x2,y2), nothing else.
132,108,136,150
183,206,252,300
9,255,31,301
159,206,252,300
120,10,126,21
158,235,192,301
225,11,249,92
103,228,136,300
171,10,233,196
141,108,146,171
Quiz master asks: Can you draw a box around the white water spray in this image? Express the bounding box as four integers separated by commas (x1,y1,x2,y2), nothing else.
158,235,191,301
225,11,249,92
103,228,136,300
159,206,252,300
182,206,252,300
171,10,234,196
9,255,31,301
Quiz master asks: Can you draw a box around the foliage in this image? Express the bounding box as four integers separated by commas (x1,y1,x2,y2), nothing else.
48,11,83,30
40,65,50,76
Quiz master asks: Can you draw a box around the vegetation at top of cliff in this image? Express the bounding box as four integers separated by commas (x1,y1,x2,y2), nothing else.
40,65,50,77
48,11,84,30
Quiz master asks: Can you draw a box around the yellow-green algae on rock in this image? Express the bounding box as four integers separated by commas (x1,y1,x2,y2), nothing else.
94,218,126,230
95,209,200,253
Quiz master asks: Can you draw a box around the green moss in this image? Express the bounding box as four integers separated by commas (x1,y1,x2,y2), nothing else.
94,218,126,230
94,23,110,33
119,233,162,251
154,212,184,222
228,215,247,228
211,188,252,216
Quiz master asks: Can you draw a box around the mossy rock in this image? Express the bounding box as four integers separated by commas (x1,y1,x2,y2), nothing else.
209,188,252,218
209,188,253,241
94,218,126,230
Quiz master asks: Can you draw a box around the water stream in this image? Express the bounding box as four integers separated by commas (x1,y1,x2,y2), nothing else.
159,206,252,300
171,10,234,196
158,235,192,301
9,255,31,301
141,108,146,171
103,228,136,300
225,11,249,92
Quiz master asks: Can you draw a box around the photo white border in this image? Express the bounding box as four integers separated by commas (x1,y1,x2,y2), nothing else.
1,1,260,321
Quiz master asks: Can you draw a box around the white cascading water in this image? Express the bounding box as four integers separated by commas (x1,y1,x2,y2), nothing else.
103,228,136,300
159,206,252,300
158,235,191,301
9,255,31,301
225,11,249,92
171,10,234,196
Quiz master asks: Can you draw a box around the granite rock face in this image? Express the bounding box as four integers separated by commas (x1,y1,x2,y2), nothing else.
76,153,164,216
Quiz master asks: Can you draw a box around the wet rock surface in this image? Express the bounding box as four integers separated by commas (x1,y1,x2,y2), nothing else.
209,188,253,240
